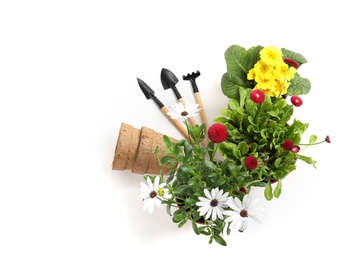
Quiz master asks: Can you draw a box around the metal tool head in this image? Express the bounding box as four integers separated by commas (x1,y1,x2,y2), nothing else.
160,68,179,90
137,77,164,108
182,70,200,81
182,71,201,93
160,68,182,100
137,78,154,99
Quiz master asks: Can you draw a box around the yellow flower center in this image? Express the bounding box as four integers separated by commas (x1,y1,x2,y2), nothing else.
157,187,165,197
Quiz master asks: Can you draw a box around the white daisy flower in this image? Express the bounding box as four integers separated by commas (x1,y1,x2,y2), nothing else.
196,188,229,221
223,194,264,231
167,102,201,120
140,176,171,214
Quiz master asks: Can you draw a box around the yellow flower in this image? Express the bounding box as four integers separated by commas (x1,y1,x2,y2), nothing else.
275,62,296,81
254,61,270,76
286,66,297,80
247,68,256,80
270,79,290,97
260,46,283,65
247,46,297,97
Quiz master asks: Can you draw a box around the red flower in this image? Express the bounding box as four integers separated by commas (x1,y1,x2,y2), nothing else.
245,156,258,170
207,123,228,143
250,89,265,104
239,187,247,194
290,96,303,107
291,145,300,153
325,135,331,143
282,139,294,150
284,58,299,69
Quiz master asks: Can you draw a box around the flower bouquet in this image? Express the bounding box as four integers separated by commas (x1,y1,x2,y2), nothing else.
113,45,330,246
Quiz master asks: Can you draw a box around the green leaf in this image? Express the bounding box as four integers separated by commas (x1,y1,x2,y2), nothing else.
281,48,308,66
159,155,175,165
214,235,227,246
297,154,317,168
225,44,250,76
250,181,267,187
273,180,282,198
287,73,311,96
267,110,279,117
172,213,185,223
219,142,241,159
173,184,190,195
309,134,318,144
264,182,273,200
228,99,239,110
204,159,216,170
274,158,282,168
192,221,200,235
247,45,264,67
274,99,287,110
166,204,172,216
238,141,249,155
221,72,251,100
239,86,247,107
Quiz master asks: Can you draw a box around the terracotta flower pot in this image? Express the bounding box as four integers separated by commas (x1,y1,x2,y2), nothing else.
112,122,177,175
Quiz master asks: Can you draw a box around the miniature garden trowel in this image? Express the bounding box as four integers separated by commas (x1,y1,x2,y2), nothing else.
137,78,189,140
160,68,198,127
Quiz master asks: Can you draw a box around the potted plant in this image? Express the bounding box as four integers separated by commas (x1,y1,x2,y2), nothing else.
126,45,331,246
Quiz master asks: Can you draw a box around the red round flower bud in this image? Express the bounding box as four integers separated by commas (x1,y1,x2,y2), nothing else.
250,89,265,104
291,145,300,153
207,123,228,143
244,155,258,170
284,58,299,69
282,139,294,150
325,135,331,143
291,96,303,107
239,187,247,194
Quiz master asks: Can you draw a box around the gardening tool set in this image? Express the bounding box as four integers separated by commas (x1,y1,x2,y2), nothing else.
137,68,209,144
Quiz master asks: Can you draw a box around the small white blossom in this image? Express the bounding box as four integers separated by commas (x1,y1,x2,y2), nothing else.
196,188,229,221
223,194,264,231
167,102,201,120
140,176,171,214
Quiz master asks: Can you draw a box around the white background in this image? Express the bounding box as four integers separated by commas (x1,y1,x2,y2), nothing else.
0,0,336,259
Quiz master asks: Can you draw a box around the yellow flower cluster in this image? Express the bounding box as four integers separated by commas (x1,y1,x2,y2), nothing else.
247,46,296,97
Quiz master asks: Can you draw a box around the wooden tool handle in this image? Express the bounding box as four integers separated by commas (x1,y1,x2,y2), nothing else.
161,106,190,140
194,92,209,130
178,98,208,148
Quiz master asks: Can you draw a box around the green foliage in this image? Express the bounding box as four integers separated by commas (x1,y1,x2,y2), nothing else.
214,86,316,199
155,123,254,246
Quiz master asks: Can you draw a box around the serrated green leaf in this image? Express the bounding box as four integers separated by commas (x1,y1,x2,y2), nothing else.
225,45,250,76
221,72,252,100
287,74,311,96
281,48,308,66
